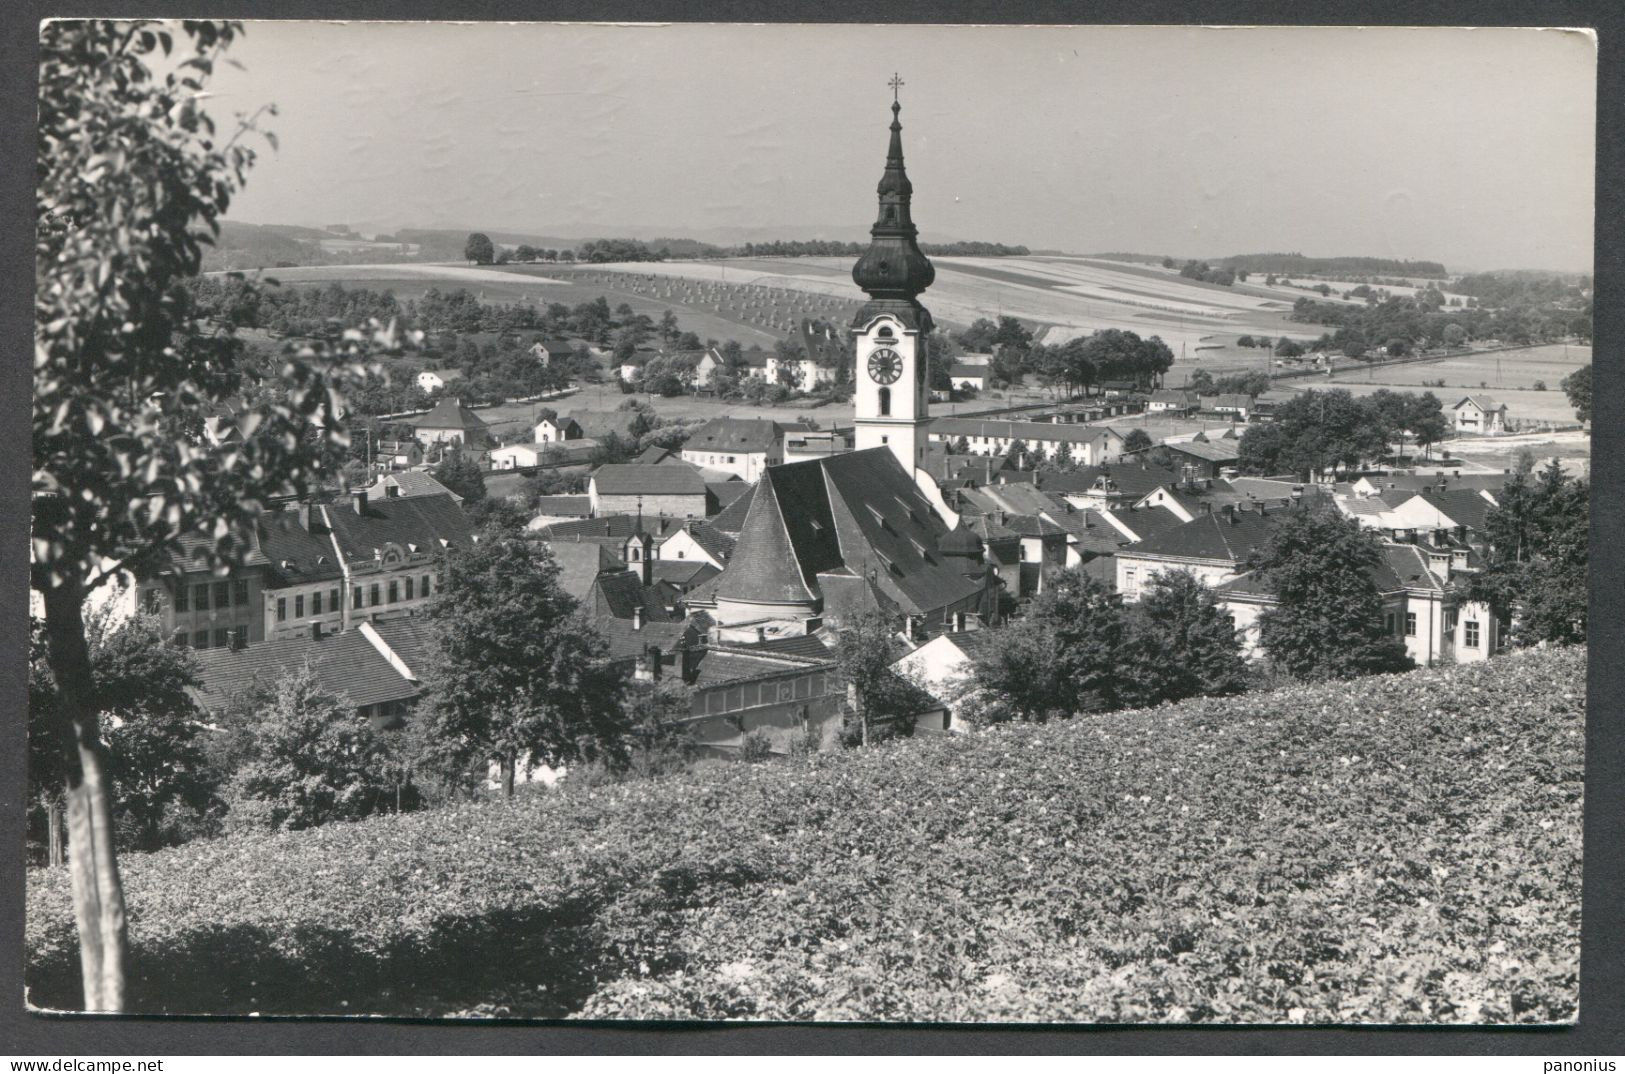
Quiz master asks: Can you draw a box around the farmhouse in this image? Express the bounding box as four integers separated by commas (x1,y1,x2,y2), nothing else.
529,339,574,366
1452,395,1508,435
589,463,710,518
359,471,462,504
948,364,987,391
1200,393,1253,421
1147,389,1199,415
680,417,786,482
413,397,489,446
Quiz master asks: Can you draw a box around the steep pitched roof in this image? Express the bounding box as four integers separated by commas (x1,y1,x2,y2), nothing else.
1455,394,1504,412
592,571,682,623
564,409,640,440
322,493,474,563
592,462,707,496
529,494,593,518
684,524,738,563
1417,488,1495,531
256,511,343,586
707,481,752,509
706,484,757,535
547,540,620,603
715,463,824,605
414,397,488,432
1042,463,1183,499
190,630,418,713
1127,506,1287,565
683,417,782,455
366,617,440,680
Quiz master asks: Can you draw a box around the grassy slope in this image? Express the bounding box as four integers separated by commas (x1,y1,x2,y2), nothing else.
26,648,1583,1023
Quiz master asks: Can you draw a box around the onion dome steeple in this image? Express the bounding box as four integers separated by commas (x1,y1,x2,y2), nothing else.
852,76,936,306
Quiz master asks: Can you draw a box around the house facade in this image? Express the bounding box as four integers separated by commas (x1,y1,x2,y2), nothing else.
1453,395,1508,435
679,417,786,482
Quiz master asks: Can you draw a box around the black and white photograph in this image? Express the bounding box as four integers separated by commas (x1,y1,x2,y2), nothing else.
24,19,1596,1028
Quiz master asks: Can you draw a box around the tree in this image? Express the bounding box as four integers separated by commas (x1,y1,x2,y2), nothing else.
419,536,629,796
1123,428,1154,454
29,612,212,857
1188,369,1216,392
431,450,487,502
971,570,1126,722
1561,364,1591,423
1442,322,1468,347
464,232,495,265
1247,506,1413,681
221,666,395,832
35,20,400,1010
514,244,536,263
1275,338,1305,358
834,610,930,746
1117,570,1248,708
1472,458,1587,646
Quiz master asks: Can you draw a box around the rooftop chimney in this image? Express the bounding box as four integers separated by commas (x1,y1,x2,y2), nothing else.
632,606,643,631
351,490,367,515
1225,504,1238,525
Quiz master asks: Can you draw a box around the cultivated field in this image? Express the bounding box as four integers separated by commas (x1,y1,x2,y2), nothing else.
1318,345,1589,426
255,256,1327,385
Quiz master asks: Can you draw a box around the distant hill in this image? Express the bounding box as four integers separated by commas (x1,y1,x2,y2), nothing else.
1081,252,1172,265
1218,253,1450,279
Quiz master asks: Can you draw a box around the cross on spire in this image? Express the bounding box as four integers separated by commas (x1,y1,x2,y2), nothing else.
889,72,904,102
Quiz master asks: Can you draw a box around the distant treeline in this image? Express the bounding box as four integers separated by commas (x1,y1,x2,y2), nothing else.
727,239,1030,258
1220,253,1449,278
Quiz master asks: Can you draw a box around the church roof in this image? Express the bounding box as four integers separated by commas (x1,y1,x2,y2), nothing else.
851,93,935,312
714,470,822,605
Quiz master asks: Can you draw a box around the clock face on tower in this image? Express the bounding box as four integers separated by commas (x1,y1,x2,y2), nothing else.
868,347,903,385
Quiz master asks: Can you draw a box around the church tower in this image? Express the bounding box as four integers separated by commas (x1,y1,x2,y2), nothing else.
850,77,936,476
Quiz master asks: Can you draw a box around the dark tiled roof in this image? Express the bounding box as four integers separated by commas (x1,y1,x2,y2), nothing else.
593,570,682,623
531,494,593,517
704,484,756,535
597,617,698,662
369,471,461,502
1043,463,1183,500
414,398,488,432
565,409,640,440
190,629,418,713
754,633,836,659
367,617,440,680
649,560,721,590
1098,504,1188,543
684,417,782,454
1150,390,1198,405
635,446,676,464
257,510,343,585
1417,489,1495,531
691,644,836,687
1127,507,1287,565
715,467,823,604
707,481,751,508
593,463,707,496
547,541,619,603
685,524,737,563
1380,543,1444,592
323,493,473,566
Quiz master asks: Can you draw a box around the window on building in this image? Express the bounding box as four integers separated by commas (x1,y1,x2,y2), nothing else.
1465,620,1481,648
422,574,431,597
172,630,188,648
175,584,189,612
230,626,247,650
194,583,210,611
233,579,249,606
214,581,231,608
209,628,226,648
142,588,164,614
312,591,322,617
294,594,305,619
192,630,209,649
1384,613,1395,635
276,597,287,622
1405,611,1418,637
405,577,414,600
878,387,891,416
388,580,399,604
1124,567,1138,595
331,588,341,614
353,586,363,609
370,583,380,607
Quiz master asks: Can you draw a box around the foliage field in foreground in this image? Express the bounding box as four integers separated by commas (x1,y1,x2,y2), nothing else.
26,647,1583,1023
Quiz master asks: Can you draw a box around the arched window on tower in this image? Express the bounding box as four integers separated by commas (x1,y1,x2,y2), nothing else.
879,387,891,416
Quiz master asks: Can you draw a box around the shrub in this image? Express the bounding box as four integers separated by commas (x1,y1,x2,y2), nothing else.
26,649,1583,1023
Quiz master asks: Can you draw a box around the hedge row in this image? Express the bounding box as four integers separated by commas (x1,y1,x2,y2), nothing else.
26,646,1584,1023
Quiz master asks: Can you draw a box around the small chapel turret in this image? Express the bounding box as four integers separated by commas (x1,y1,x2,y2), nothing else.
850,75,936,476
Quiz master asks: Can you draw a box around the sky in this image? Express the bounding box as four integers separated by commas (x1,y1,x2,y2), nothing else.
202,22,1597,273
